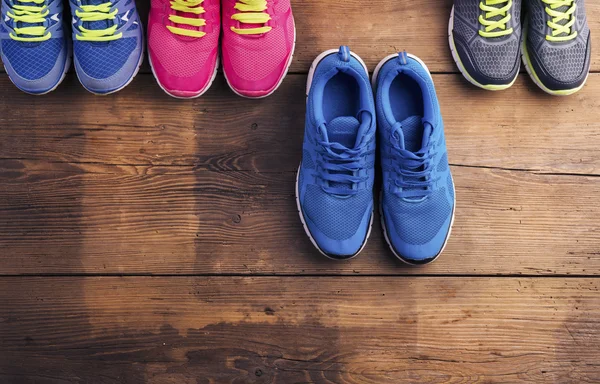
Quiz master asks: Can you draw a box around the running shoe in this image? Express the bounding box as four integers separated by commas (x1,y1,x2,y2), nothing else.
148,0,220,98
296,46,376,260
373,52,455,265
221,0,295,98
522,0,591,96
70,0,143,95
0,0,70,94
449,0,522,90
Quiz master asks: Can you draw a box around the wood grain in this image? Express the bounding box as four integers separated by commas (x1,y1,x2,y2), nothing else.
1,74,600,174
1,277,598,384
1,160,599,275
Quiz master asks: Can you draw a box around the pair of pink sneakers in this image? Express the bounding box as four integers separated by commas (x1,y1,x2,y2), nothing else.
148,0,295,99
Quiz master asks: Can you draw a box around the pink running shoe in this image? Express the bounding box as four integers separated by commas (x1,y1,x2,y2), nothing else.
148,0,220,98
221,0,296,98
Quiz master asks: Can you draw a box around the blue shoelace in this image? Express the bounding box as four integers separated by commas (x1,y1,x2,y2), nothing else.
315,125,372,196
390,123,439,199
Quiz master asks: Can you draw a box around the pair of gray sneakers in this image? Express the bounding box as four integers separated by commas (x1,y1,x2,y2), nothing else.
450,0,591,95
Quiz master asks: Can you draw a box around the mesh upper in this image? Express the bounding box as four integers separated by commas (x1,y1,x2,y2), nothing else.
386,188,451,245
149,25,218,78
223,6,294,82
1,39,62,80
74,38,137,79
453,0,522,79
302,150,315,169
538,42,587,81
303,185,371,241
526,0,590,83
470,38,519,78
453,16,477,42
73,0,140,79
437,153,448,172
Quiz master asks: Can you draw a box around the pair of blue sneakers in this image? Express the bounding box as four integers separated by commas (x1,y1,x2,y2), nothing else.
0,0,143,95
297,46,455,265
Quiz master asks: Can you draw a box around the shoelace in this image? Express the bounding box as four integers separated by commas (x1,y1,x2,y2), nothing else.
168,0,206,38
7,0,51,42
390,126,437,199
543,0,577,42
231,0,272,35
316,127,371,196
75,1,122,42
478,0,513,38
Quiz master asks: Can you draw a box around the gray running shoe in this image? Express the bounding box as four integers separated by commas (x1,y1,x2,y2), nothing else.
522,0,591,95
449,0,522,90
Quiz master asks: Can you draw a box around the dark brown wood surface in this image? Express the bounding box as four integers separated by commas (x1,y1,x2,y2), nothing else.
1,0,599,382
2,277,599,384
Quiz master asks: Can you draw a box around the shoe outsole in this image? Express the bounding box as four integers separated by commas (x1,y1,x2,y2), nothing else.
295,48,373,260
224,20,297,99
520,20,589,96
448,6,519,92
372,52,456,266
2,39,72,96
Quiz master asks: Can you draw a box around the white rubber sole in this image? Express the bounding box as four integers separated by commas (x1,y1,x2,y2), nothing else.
520,21,589,97
3,39,72,96
295,48,373,260
224,21,297,99
371,52,456,266
78,36,146,96
448,6,518,91
148,50,220,99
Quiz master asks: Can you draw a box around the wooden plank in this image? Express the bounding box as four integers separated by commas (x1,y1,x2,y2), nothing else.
1,160,599,275
1,74,600,174
1,277,598,383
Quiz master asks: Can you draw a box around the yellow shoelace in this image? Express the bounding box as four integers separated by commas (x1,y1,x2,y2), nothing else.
168,0,206,38
231,0,272,35
75,2,122,42
478,0,513,38
7,0,51,42
543,0,577,42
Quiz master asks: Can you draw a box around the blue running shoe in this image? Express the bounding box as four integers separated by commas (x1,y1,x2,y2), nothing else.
70,0,143,94
296,46,376,260
373,52,455,265
1,0,70,94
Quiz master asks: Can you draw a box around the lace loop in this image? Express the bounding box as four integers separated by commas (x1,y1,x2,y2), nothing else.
315,126,371,196
390,125,437,199
7,0,52,42
231,0,272,35
478,0,514,38
75,2,122,42
168,0,206,38
543,0,577,42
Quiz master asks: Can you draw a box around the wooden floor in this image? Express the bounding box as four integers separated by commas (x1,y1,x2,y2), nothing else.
1,1,600,383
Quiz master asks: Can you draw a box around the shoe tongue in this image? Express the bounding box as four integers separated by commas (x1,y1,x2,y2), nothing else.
327,116,361,149
400,115,426,152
